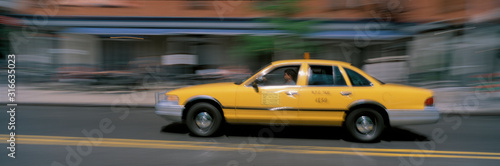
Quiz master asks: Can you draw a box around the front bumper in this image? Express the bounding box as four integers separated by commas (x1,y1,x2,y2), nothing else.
155,102,184,123
155,92,184,123
387,107,440,126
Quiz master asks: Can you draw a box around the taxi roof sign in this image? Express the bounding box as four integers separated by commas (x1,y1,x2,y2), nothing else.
304,52,310,59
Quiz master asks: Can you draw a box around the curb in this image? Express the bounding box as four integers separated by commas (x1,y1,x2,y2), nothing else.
3,103,499,116
440,112,500,116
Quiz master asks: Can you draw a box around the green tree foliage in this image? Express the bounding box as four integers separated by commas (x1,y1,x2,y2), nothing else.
232,0,318,58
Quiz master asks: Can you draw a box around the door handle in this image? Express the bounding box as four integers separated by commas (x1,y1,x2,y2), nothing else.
340,91,352,96
285,91,299,96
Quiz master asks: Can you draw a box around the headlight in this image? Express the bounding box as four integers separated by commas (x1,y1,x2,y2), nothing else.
167,95,179,102
156,92,179,104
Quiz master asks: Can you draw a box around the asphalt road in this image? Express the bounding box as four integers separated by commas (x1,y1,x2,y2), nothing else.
1,105,500,166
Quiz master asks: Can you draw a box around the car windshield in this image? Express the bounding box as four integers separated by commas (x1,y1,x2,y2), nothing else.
234,63,271,85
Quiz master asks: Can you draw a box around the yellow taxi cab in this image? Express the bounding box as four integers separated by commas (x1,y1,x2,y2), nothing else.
155,59,439,142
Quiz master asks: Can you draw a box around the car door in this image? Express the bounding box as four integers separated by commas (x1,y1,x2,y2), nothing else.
235,64,302,124
298,64,352,126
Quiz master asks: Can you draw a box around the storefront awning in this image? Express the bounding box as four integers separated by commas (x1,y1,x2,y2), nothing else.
61,28,413,40
307,30,413,40
60,28,284,36
0,15,23,26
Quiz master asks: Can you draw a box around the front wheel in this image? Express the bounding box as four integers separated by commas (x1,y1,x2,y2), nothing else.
186,103,223,137
345,108,385,142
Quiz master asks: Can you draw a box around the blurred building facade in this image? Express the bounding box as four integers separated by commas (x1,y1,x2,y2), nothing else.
0,0,21,61
4,0,500,86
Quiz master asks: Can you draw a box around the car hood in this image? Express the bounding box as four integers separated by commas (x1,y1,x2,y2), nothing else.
167,82,239,104
171,82,237,92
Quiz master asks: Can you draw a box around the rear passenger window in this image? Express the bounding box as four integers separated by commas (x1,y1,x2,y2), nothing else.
308,65,347,86
344,68,372,86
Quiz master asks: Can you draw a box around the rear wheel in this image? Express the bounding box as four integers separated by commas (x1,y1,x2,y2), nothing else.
186,103,223,137
345,108,385,142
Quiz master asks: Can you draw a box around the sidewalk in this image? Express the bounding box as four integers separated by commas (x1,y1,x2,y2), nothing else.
1,83,499,115
433,87,500,115
0,83,185,107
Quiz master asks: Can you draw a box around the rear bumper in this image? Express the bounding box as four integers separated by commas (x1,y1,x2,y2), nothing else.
387,107,440,126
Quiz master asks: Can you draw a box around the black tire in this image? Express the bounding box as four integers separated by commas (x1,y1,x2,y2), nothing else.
345,108,385,142
186,103,223,137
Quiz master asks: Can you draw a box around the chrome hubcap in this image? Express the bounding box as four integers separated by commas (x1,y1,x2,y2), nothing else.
195,112,213,129
356,116,374,134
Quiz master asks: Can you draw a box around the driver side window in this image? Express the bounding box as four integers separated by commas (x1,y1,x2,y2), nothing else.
259,65,300,86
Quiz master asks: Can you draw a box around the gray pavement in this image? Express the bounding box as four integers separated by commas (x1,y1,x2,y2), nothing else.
2,106,500,166
1,83,499,114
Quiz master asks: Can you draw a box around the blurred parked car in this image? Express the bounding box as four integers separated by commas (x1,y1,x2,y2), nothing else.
56,66,141,85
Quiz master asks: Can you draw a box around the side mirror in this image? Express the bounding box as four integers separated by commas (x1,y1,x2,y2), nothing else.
255,77,264,84
252,81,259,93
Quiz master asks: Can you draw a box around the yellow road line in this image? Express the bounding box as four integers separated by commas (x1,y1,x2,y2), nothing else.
2,134,500,160
13,134,222,145
7,134,500,156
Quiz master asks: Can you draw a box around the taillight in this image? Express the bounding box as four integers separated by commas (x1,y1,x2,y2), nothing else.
425,97,434,106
